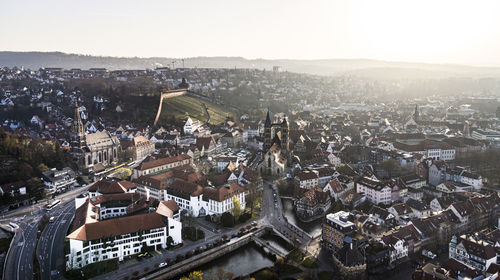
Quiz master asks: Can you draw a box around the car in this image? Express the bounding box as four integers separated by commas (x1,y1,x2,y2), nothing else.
158,262,168,268
49,217,55,223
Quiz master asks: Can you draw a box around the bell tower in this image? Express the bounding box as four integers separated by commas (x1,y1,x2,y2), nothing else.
264,109,272,152
72,103,85,147
281,116,289,151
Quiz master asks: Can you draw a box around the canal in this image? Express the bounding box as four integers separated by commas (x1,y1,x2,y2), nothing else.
281,198,322,237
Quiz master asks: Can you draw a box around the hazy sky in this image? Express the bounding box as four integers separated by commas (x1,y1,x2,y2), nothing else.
2,0,500,66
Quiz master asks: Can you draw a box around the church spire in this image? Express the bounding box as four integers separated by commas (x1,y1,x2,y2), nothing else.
265,108,271,127
72,102,85,147
413,104,420,122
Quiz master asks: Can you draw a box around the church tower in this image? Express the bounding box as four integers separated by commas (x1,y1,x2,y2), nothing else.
280,116,289,151
413,104,420,123
72,103,85,147
264,109,272,151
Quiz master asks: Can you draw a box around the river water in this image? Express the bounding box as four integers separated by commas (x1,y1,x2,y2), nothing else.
281,198,322,237
182,199,322,279
185,243,274,279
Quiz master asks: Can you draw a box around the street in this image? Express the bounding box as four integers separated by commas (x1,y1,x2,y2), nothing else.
37,201,75,280
3,220,39,280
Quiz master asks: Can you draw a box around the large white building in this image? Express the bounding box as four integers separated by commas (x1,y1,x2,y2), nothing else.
394,140,456,161
134,177,246,217
471,129,500,141
355,177,392,205
66,195,181,270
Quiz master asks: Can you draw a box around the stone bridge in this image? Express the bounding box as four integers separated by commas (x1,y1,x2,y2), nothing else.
146,226,290,280
251,235,287,257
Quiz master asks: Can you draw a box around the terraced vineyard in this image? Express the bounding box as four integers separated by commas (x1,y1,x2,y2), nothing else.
157,95,233,125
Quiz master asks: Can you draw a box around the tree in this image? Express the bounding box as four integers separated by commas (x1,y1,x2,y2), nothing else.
221,212,234,227
36,163,50,174
27,177,45,199
166,236,174,248
180,271,204,280
232,195,242,220
379,158,400,178
246,182,261,215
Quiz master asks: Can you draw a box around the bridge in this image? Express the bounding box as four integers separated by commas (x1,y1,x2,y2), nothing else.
146,226,289,280
251,235,288,257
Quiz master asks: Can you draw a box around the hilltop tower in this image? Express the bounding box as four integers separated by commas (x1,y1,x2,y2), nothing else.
72,103,85,147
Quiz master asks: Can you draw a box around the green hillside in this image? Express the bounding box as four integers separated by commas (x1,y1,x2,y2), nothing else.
157,95,233,126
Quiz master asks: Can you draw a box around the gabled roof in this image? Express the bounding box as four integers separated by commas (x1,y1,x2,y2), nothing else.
136,154,191,171
67,212,168,241
202,183,244,202
89,180,136,194
296,171,318,181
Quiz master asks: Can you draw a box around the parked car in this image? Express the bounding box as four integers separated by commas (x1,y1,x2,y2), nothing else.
158,262,168,268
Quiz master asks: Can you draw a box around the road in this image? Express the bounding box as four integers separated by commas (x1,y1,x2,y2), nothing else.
2,182,90,280
92,178,311,280
37,201,75,280
3,175,309,280
0,184,89,222
92,219,260,280
3,219,40,280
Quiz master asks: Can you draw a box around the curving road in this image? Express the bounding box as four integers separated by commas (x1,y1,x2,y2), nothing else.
37,201,75,280
3,219,40,280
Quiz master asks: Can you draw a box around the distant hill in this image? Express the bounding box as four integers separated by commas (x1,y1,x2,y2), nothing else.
2,51,500,79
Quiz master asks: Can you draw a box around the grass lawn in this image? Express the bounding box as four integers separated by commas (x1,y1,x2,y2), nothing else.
301,257,318,268
159,95,233,125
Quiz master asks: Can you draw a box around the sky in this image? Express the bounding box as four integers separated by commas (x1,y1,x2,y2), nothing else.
1,0,500,66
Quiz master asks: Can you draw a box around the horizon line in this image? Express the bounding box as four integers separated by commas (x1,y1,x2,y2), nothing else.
1,50,500,69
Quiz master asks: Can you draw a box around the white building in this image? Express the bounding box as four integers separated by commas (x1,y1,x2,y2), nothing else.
449,235,497,271
356,177,392,205
66,197,181,270
295,171,319,189
381,235,408,264
41,167,77,193
135,177,246,217
0,181,27,197
183,117,202,135
471,129,500,141
446,166,483,191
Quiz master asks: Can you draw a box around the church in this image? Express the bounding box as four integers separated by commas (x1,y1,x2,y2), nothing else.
71,104,120,173
258,110,291,177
